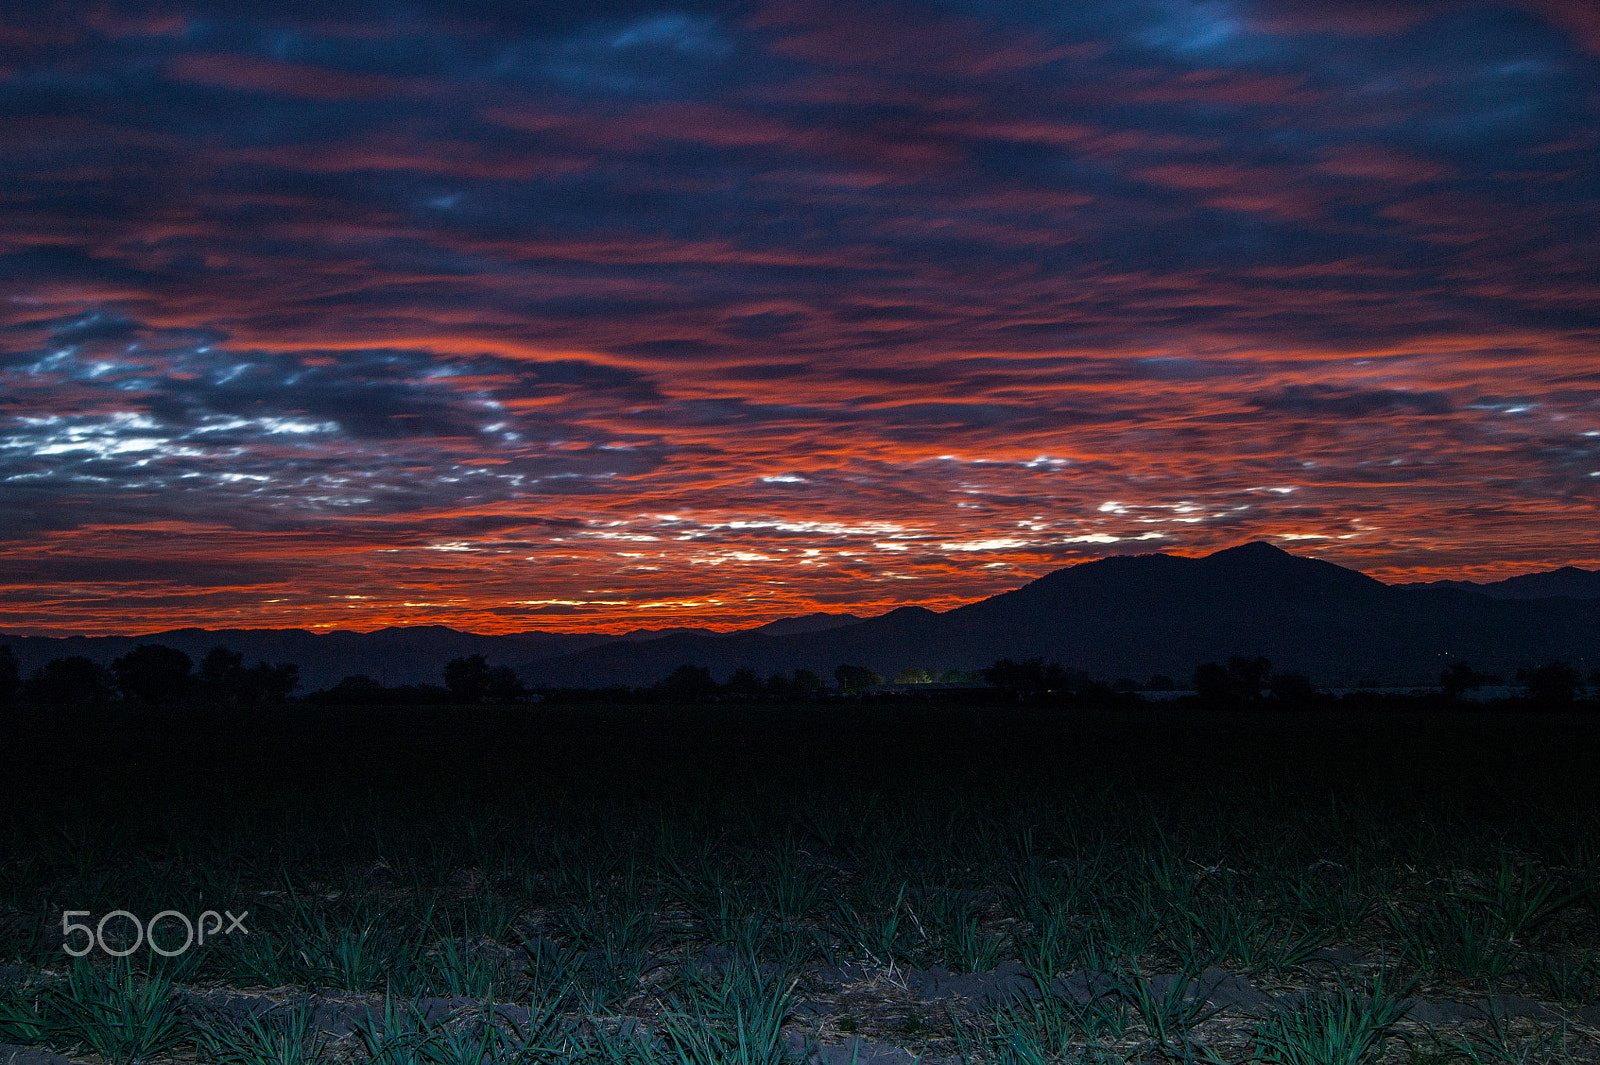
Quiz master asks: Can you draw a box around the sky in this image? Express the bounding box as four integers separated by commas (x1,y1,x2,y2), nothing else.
2,0,1598,635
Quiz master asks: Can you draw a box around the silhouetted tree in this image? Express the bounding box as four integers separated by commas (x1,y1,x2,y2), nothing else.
249,662,300,704
1268,671,1316,706
982,658,1093,698
1518,661,1583,704
197,646,245,703
1064,669,1102,695
1193,656,1272,706
894,666,935,684
1231,656,1273,695
1192,662,1229,703
486,664,525,704
323,674,387,704
195,647,297,705
763,672,793,696
23,657,115,705
443,654,492,703
657,664,719,701
983,658,1043,694
0,646,18,702
724,666,763,697
834,664,881,693
792,668,824,692
1147,674,1176,692
110,644,192,705
1439,662,1486,700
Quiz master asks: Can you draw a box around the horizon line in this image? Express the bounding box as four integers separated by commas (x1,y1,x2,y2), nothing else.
4,540,1595,641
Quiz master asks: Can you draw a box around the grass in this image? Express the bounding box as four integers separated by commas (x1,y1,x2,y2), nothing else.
1286,876,1373,936
194,1001,328,1065
830,882,918,969
1386,898,1515,983
1109,963,1226,1058
969,974,1131,1064
658,960,798,1065
1384,858,1582,985
1432,1013,1586,1065
48,956,188,1065
420,934,508,999
1527,950,1598,1005
918,887,1006,974
0,970,54,1044
1,701,1598,1063
1251,974,1413,1065
354,995,485,1065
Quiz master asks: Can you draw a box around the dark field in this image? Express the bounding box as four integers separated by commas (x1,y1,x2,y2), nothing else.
4,701,1600,1064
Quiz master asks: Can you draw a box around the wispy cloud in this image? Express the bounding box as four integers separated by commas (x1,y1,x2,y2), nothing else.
1,0,1597,633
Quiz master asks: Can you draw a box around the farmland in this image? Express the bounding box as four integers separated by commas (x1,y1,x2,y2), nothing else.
3,700,1599,1064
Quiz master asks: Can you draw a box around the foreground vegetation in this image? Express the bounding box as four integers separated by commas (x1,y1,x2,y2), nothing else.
3,700,1598,1064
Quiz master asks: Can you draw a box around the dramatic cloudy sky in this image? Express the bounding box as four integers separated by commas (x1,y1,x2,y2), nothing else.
2,0,1598,634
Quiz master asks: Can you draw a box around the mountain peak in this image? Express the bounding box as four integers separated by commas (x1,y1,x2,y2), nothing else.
1196,539,1385,597
879,605,938,620
748,612,864,637
1208,540,1292,560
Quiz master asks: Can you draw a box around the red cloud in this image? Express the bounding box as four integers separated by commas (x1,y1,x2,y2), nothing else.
166,53,436,101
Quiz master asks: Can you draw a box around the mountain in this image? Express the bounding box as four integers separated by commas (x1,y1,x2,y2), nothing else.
747,612,863,637
5,543,1598,691
516,543,1600,688
1400,566,1600,600
0,623,727,690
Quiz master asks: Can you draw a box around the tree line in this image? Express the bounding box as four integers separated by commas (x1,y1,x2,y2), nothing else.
1184,655,1598,707
304,654,531,706
0,644,298,707
0,645,532,708
1,642,1595,708
660,663,984,698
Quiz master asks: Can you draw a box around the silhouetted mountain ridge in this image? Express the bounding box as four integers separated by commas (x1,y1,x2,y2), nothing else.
4,543,1597,689
518,542,1600,687
747,612,863,636
949,541,1386,628
1399,566,1600,600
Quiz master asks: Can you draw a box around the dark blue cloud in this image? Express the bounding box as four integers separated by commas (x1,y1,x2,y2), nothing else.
1,0,1598,633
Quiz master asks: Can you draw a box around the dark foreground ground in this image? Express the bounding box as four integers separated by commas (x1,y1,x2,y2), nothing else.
3,700,1599,1064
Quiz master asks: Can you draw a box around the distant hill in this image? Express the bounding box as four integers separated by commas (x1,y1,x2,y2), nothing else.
0,614,847,690
0,626,612,690
516,543,1600,688
0,624,710,690
1399,566,1600,600
4,544,1598,690
747,612,863,637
